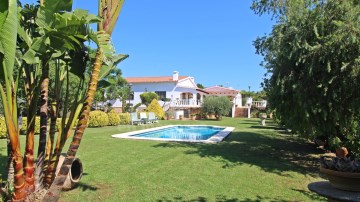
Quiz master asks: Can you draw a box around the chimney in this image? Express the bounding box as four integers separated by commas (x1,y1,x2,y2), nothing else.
173,71,179,81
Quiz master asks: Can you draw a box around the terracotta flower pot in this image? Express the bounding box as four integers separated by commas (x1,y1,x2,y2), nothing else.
56,154,83,191
320,167,360,192
336,147,349,158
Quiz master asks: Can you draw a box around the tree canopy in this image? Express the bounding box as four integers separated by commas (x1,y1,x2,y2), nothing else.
253,0,360,157
140,92,159,106
201,96,232,120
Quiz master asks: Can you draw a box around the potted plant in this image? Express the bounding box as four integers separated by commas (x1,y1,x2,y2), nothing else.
319,137,360,191
190,113,197,120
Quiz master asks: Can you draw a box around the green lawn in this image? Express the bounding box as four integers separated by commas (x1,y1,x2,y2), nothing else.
0,118,326,201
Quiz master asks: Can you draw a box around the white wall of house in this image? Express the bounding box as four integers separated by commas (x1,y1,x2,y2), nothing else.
130,82,176,105
128,77,199,107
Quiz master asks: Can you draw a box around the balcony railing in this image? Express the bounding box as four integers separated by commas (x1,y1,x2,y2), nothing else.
252,101,267,108
170,99,202,108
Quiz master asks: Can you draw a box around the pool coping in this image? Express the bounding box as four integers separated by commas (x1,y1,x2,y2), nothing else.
111,125,235,143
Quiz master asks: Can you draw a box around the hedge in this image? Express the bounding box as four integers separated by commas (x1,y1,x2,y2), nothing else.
119,113,130,125
1,112,135,138
0,116,6,139
108,110,121,126
88,110,109,127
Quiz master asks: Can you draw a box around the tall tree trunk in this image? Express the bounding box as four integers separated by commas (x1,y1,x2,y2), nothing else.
38,60,49,160
43,102,58,188
43,50,103,201
36,61,49,189
6,117,26,200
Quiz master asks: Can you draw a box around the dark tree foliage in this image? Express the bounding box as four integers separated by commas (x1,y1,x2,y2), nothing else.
197,83,205,89
140,92,159,106
253,0,360,157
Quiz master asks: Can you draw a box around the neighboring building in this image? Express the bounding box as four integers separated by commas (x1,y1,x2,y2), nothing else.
203,86,242,118
125,71,208,119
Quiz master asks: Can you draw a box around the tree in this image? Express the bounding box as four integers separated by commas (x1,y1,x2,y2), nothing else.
95,68,128,111
44,0,127,200
0,0,127,200
253,0,360,157
140,92,159,106
146,99,165,119
0,0,24,199
197,83,205,89
201,96,232,120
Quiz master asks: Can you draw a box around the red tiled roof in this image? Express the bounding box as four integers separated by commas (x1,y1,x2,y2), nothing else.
203,86,239,95
125,76,188,83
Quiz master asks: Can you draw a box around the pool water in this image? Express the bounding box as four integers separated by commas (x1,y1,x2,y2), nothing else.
133,126,225,141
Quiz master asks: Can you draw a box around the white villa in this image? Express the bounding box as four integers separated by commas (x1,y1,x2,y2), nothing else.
117,71,243,119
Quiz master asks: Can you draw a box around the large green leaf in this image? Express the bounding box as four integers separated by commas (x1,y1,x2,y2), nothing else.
0,1,9,31
23,49,39,64
99,54,128,80
0,0,17,82
36,0,73,29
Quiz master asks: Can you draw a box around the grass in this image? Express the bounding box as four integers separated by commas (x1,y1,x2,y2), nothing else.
0,118,326,201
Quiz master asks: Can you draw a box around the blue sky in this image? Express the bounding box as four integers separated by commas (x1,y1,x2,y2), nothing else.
22,0,274,92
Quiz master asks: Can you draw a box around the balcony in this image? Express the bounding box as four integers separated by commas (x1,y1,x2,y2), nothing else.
170,99,202,108
252,100,267,109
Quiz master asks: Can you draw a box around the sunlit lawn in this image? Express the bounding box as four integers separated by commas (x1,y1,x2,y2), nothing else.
0,118,326,201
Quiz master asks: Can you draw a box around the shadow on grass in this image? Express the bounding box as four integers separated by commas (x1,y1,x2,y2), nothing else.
157,195,315,202
153,130,322,177
73,182,98,192
250,125,279,130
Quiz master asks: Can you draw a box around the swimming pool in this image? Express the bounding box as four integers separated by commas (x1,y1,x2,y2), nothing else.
112,125,234,143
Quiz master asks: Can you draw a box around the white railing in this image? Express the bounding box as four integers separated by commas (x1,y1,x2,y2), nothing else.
170,99,202,108
252,100,267,108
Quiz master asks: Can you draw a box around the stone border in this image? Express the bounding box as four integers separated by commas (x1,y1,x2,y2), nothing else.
111,125,234,143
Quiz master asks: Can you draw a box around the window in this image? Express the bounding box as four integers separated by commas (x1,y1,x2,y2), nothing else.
155,91,166,100
129,91,134,100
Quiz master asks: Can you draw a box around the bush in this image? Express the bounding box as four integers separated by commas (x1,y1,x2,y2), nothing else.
107,110,121,126
88,110,109,127
0,116,6,139
140,92,159,106
119,113,130,125
201,96,232,120
146,99,165,119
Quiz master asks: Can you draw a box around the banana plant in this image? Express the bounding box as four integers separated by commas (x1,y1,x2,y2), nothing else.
44,0,127,200
0,0,27,200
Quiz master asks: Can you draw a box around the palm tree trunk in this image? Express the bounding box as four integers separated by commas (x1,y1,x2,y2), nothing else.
7,118,26,200
38,60,49,160
43,102,58,188
43,49,103,201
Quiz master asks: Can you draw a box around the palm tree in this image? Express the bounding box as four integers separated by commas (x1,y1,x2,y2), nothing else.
0,0,26,200
44,0,126,200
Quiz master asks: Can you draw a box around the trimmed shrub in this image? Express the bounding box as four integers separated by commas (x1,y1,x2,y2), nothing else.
88,110,109,127
140,92,159,106
146,99,165,119
0,116,6,139
119,113,130,125
107,110,121,126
